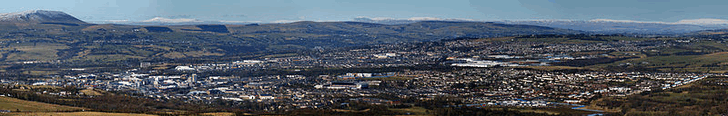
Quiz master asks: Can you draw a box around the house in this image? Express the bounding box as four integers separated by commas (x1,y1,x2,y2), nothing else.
564,100,581,103
240,95,256,99
258,94,275,100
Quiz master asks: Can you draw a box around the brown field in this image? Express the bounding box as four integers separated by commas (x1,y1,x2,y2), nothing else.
198,112,244,116
0,96,157,116
0,96,84,112
6,112,155,116
79,89,104,96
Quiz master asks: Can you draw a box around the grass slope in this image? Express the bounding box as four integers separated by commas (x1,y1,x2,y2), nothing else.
0,96,84,112
6,112,155,116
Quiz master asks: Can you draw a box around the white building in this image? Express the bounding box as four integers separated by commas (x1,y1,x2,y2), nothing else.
175,66,195,71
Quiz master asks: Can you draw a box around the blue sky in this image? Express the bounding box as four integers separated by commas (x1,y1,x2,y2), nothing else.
1,0,727,23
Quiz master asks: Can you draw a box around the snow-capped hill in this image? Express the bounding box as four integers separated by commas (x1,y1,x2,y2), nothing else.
0,10,86,24
585,18,728,25
117,17,236,25
496,19,728,34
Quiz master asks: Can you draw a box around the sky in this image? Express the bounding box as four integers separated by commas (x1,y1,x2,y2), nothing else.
1,0,727,23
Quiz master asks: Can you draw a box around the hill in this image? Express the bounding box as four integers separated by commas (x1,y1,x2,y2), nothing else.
0,96,84,112
352,17,727,34
686,28,728,39
497,20,726,34
0,10,579,64
0,96,154,115
8,112,156,116
0,10,86,24
225,21,577,42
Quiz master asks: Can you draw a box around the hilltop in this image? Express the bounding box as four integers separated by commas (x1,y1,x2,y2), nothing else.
0,10,86,24
352,17,728,34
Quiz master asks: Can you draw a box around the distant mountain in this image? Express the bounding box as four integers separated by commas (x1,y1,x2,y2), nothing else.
3,10,723,35
0,10,86,24
0,11,580,62
496,20,727,34
223,21,579,42
352,17,727,34
97,17,254,25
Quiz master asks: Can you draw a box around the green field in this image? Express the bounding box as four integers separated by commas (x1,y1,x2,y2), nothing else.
1,42,69,61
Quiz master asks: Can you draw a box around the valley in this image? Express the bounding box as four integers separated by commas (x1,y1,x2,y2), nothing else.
1,9,728,115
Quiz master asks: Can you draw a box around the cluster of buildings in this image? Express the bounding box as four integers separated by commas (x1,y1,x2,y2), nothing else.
2,36,721,112
4,61,716,112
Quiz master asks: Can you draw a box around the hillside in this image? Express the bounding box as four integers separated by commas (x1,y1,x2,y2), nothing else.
498,20,726,34
687,29,728,39
0,11,579,64
0,96,84,112
0,10,86,24
352,17,727,34
0,96,154,116
226,21,576,42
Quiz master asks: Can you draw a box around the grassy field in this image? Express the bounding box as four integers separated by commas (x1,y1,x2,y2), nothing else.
0,96,84,112
389,106,431,115
6,112,155,116
1,42,69,61
79,89,104,96
0,96,166,116
197,112,241,116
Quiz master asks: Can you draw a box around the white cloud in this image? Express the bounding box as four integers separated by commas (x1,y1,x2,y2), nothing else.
674,19,728,25
142,17,202,23
588,19,664,23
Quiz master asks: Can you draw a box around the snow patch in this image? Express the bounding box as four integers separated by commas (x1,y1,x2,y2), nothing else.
354,16,475,21
142,17,202,23
675,19,728,25
588,18,728,25
0,10,74,22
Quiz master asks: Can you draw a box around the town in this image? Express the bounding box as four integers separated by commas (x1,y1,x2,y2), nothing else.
3,65,712,112
1,35,721,113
